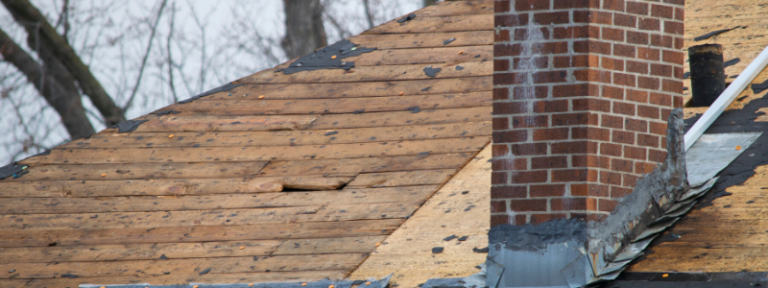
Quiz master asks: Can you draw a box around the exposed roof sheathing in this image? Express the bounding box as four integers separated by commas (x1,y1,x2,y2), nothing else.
0,1,493,287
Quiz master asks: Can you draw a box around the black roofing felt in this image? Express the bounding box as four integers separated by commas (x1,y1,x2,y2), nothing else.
278,40,376,75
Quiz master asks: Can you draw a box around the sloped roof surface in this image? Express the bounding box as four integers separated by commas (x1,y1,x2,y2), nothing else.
0,1,493,287
627,0,768,275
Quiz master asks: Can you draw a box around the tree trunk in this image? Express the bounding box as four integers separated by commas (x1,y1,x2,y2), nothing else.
424,0,438,7
0,27,96,140
2,0,126,126
281,0,327,60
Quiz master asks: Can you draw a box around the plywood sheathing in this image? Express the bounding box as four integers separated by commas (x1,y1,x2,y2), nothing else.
349,145,491,288
0,0,494,286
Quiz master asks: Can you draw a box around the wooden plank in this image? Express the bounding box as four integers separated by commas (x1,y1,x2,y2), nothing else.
0,253,367,279
258,152,477,177
347,169,456,188
309,106,492,129
628,246,766,273
364,14,492,34
415,0,492,17
27,137,489,164
272,46,491,70
12,270,348,287
218,77,492,100
0,219,403,248
131,114,318,132
348,31,493,49
0,186,439,214
272,236,386,255
6,162,267,182
240,61,490,84
0,240,282,263
0,279,27,288
155,91,491,116
57,122,492,149
349,145,491,288
0,176,352,198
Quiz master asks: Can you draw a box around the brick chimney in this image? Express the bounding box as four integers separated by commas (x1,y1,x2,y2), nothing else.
491,0,684,226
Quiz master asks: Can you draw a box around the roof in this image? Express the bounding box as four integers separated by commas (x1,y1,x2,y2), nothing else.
0,1,494,287
619,0,768,281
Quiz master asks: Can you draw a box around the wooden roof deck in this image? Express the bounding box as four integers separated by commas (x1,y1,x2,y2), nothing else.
0,1,493,287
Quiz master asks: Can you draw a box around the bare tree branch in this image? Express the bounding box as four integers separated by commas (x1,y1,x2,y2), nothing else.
281,0,327,59
166,1,178,103
362,0,374,29
123,0,167,111
0,26,95,139
1,0,125,126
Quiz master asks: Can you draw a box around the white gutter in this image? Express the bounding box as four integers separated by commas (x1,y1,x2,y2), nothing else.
684,45,768,151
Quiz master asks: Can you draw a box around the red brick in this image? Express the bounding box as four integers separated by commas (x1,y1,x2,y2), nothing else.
533,128,569,141
574,10,613,25
495,14,529,27
492,157,528,170
533,42,569,54
493,130,528,143
521,110,551,129
531,157,568,170
637,47,660,60
511,170,548,183
626,89,648,103
624,146,647,160
552,169,593,182
635,162,657,174
514,27,550,41
531,213,568,224
512,115,548,128
553,112,598,126
572,127,611,142
494,59,510,72
533,71,568,83
508,144,545,157
554,55,599,68
601,143,622,157
673,95,683,108
637,134,660,148
495,0,511,13
665,0,684,5
614,44,636,57
638,17,660,31
515,0,550,11
626,2,649,15
623,174,641,187
493,87,509,100
491,200,507,213
492,214,525,227
600,171,622,185
553,26,600,39
552,141,598,154
602,27,625,41
649,149,666,162
638,76,660,90
627,31,649,45
534,100,569,113
613,101,636,116
534,12,570,25
650,63,673,77
512,86,549,99
554,84,600,98
674,37,684,49
625,118,648,132
651,34,673,48
661,108,673,122
612,186,633,198
494,43,523,56
492,171,507,184
573,98,611,112
574,40,611,55
530,184,567,197
571,183,609,197
602,57,625,71
574,69,612,83
495,29,510,42
554,0,600,9
626,61,649,76
510,199,548,211
649,121,667,135
674,7,684,21
664,21,684,35
572,154,610,169
491,185,528,198
614,73,636,87
513,56,549,70
602,114,624,129
493,102,527,115
674,66,684,79
492,143,510,157
494,72,527,85
602,85,624,100
611,158,634,172
603,0,625,11
651,4,674,19
612,130,635,144
614,13,637,27
650,92,672,106
598,199,618,212
662,79,683,93
493,117,509,130
552,197,596,211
